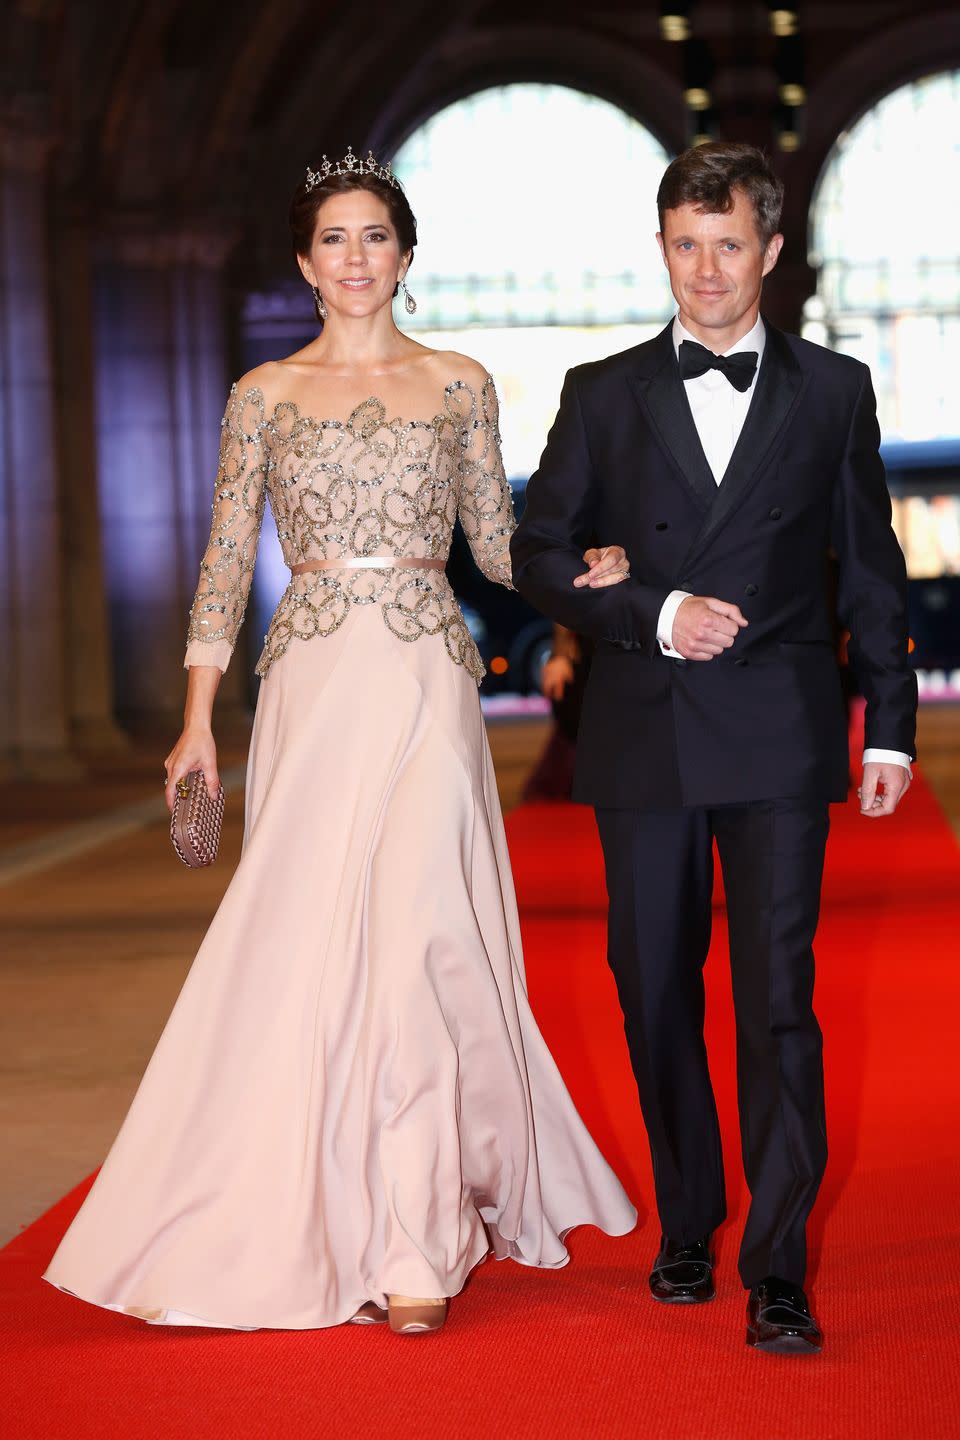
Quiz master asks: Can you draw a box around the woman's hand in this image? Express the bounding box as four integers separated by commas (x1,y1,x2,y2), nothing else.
541,655,575,702
165,664,224,811
575,545,630,588
163,725,221,813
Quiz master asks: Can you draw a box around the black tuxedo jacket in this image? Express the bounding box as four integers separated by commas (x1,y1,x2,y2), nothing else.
510,321,918,809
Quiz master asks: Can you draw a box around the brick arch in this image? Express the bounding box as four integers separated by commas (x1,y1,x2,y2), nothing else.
365,25,685,166
233,19,687,291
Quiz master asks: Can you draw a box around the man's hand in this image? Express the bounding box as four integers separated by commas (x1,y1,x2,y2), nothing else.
858,762,911,818
672,596,749,660
574,545,630,588
541,655,575,701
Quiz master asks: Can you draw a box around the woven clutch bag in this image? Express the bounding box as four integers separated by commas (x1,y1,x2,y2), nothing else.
170,770,225,868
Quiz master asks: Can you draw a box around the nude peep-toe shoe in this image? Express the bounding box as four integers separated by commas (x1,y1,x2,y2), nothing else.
348,1301,388,1325
387,1295,448,1335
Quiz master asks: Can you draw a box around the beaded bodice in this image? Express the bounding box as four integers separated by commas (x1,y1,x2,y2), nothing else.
184,375,516,682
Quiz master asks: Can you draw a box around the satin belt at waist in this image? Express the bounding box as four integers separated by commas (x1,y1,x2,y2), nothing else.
290,556,446,576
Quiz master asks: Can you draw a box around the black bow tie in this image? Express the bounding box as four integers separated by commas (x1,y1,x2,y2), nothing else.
678,339,758,392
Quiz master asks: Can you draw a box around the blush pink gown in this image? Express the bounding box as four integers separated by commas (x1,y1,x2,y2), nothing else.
44,370,636,1329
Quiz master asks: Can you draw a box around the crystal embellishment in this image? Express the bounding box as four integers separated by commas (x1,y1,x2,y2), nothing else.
304,147,399,193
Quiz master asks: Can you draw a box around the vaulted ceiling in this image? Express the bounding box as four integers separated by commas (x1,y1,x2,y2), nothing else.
5,0,959,285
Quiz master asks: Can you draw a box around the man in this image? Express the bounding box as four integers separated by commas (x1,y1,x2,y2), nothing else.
510,143,916,1354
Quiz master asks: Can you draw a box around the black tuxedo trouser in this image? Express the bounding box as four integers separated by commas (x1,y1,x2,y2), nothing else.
595,798,830,1289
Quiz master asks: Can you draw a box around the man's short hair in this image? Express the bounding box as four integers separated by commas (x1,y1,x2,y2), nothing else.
657,142,785,247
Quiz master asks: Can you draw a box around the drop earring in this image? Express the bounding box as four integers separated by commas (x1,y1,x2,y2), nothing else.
400,279,417,316
312,285,327,322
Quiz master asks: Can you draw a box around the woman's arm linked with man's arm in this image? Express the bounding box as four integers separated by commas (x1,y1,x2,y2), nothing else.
510,370,667,648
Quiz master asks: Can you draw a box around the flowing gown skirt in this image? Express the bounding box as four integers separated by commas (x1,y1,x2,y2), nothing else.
44,614,636,1329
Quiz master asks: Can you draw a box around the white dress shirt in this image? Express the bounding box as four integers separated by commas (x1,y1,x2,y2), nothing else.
655,315,911,776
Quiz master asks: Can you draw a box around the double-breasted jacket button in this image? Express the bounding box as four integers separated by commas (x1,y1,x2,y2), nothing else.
655,521,669,531
744,583,759,596
769,507,783,520
734,657,750,667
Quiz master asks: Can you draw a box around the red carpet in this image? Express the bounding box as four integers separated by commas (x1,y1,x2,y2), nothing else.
3,767,960,1438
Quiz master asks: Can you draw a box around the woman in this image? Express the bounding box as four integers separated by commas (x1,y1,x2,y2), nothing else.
44,150,637,1335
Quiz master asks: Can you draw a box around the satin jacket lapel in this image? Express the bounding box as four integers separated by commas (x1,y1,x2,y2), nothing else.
628,326,717,512
679,323,807,573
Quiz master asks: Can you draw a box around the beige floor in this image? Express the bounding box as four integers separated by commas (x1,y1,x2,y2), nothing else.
1,707,956,1247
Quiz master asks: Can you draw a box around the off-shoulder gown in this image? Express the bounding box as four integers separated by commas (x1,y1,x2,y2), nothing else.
44,372,636,1329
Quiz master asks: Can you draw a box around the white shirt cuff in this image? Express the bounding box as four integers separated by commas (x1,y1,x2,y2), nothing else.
657,590,692,657
863,748,913,778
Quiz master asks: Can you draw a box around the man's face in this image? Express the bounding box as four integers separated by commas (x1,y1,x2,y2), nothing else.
656,188,783,344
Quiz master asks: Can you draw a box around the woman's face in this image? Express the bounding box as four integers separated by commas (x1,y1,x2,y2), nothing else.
298,190,409,322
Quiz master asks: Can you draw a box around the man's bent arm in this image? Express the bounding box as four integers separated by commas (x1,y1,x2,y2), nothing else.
510,371,667,650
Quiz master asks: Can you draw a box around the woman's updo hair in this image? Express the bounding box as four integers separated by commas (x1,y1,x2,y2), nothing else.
289,170,418,264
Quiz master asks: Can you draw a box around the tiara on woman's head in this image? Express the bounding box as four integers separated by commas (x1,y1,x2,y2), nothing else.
304,146,399,192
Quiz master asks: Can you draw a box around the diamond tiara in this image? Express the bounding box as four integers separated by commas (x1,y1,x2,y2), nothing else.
304,146,399,193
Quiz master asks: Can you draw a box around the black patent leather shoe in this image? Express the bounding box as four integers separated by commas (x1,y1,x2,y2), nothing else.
746,1277,822,1354
649,1234,715,1303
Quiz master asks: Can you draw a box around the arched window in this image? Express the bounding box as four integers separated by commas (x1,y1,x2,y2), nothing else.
392,84,673,477
806,72,960,692
806,70,960,441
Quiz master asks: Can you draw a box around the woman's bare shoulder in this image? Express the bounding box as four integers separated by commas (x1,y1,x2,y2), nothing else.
429,349,494,391
230,360,292,410
235,343,327,400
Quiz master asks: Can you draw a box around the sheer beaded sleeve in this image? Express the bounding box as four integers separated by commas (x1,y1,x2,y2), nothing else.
457,375,516,590
184,385,268,672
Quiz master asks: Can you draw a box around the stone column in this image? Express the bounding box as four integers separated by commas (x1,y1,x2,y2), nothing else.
51,214,130,755
93,228,244,725
0,128,78,778
768,150,818,335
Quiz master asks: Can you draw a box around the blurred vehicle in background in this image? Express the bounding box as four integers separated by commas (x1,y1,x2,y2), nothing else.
883,438,960,685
